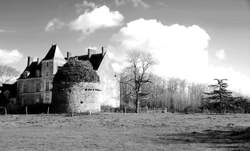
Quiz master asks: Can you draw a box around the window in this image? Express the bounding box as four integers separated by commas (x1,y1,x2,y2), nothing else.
46,81,50,91
23,83,28,93
36,82,40,92
35,98,40,104
36,70,40,77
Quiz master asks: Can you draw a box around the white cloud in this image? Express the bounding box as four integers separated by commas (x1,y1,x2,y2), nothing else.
112,18,210,82
70,5,124,35
115,0,149,8
130,0,149,8
208,66,250,96
0,29,6,33
0,48,23,65
0,29,15,33
75,0,97,13
109,18,250,96
45,18,65,32
215,49,226,60
87,46,98,50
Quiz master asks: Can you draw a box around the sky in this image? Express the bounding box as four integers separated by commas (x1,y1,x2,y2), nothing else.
0,0,250,99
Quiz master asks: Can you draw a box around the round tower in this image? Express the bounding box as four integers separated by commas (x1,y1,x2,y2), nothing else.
51,58,101,113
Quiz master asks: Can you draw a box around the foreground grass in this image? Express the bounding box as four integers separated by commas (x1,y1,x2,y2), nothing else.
0,113,250,151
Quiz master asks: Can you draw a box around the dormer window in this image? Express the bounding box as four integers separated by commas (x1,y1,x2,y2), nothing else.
21,71,30,79
35,70,40,77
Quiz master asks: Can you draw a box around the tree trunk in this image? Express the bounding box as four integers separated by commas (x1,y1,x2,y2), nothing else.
4,107,7,115
124,106,127,114
25,106,28,115
47,106,50,115
136,93,140,113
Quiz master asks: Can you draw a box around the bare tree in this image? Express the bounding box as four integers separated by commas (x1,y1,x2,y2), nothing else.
187,83,207,112
122,50,155,113
167,78,179,112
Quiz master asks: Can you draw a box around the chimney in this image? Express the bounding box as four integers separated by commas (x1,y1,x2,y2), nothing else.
37,57,40,63
101,46,105,56
67,52,71,60
27,56,31,66
88,49,91,58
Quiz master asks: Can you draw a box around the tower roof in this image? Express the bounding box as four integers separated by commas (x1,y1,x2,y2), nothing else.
43,44,65,61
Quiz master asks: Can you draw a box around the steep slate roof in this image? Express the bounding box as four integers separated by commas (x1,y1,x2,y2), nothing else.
77,53,105,70
18,61,41,79
19,44,65,79
18,45,105,79
42,44,65,61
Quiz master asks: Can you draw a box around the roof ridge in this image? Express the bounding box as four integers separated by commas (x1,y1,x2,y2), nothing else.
42,44,65,61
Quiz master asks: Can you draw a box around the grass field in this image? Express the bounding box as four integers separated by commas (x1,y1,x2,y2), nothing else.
0,113,250,151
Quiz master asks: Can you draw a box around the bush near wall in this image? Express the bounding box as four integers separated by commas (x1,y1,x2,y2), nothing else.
53,58,99,84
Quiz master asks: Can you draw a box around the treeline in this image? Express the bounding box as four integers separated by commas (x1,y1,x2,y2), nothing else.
120,75,250,113
120,74,207,113
201,79,250,113
117,50,250,114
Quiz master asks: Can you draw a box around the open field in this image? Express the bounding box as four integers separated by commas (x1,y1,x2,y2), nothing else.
0,113,250,151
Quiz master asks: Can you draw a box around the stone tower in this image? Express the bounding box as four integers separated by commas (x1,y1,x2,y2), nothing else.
16,44,65,106
52,58,101,113
41,44,66,103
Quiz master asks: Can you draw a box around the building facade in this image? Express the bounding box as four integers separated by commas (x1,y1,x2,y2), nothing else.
17,45,66,105
16,44,105,112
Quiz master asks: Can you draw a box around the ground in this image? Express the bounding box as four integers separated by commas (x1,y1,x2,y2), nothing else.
0,113,250,151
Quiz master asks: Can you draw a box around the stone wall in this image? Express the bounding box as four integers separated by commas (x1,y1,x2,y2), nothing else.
17,78,43,105
17,76,54,105
52,82,101,113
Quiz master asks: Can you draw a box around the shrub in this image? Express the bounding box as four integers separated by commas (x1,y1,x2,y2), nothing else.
53,58,100,84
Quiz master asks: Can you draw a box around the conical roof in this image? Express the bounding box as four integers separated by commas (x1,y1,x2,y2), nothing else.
43,44,65,61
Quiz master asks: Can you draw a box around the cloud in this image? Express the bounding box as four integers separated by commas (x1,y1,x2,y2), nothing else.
215,49,226,60
0,29,6,33
208,66,250,96
45,18,65,32
75,0,97,13
109,18,250,96
112,19,210,82
0,48,23,65
0,29,15,33
70,5,124,35
114,0,150,8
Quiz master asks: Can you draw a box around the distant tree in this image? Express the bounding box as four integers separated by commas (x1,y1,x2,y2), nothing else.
167,78,179,112
0,65,19,114
122,50,155,113
0,65,19,85
187,83,207,112
202,79,233,113
146,74,167,109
